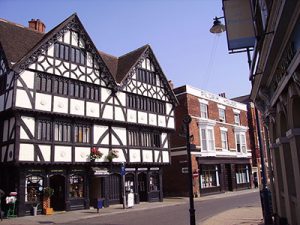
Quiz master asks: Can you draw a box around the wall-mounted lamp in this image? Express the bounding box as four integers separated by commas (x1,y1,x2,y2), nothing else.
209,17,226,34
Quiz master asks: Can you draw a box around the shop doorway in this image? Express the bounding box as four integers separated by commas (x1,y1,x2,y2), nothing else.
225,164,233,191
138,173,147,201
49,175,65,211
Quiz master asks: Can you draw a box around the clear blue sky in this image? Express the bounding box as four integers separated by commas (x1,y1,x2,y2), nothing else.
1,0,251,99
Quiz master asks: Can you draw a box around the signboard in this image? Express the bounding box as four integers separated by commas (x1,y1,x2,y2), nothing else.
182,167,189,174
92,167,110,176
127,192,134,208
223,0,256,50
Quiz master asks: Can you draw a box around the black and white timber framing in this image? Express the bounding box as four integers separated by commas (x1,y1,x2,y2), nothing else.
0,14,178,216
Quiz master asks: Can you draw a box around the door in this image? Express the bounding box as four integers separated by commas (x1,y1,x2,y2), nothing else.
50,175,65,211
225,164,233,191
138,173,147,202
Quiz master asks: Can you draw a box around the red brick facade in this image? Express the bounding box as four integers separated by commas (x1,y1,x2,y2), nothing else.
164,85,252,197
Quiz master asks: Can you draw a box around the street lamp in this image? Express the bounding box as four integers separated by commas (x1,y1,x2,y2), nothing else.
183,115,196,225
209,16,272,224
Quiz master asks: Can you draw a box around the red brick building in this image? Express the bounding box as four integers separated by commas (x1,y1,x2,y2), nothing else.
163,85,252,197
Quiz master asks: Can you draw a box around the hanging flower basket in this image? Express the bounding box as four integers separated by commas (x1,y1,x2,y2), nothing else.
90,147,103,162
106,149,119,162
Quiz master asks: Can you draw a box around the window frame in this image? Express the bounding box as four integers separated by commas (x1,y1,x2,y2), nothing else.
200,127,215,152
200,103,208,118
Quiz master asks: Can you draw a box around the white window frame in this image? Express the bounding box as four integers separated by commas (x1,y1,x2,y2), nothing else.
234,113,240,125
219,108,226,122
221,130,228,150
200,103,208,119
235,132,247,154
200,127,215,152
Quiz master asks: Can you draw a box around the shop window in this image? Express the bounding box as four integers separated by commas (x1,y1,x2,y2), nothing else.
236,165,250,184
125,174,135,192
69,175,84,198
149,173,159,191
25,175,44,202
200,165,220,188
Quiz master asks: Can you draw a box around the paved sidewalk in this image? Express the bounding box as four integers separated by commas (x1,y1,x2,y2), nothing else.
0,189,264,225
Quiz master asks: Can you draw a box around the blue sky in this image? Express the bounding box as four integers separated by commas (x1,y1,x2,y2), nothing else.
1,0,251,99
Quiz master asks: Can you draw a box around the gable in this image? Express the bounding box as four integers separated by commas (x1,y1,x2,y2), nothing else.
12,14,116,88
120,46,178,105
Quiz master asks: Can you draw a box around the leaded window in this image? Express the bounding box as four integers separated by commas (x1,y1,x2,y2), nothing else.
37,120,52,141
54,43,85,65
54,122,71,142
36,74,52,93
127,94,166,114
128,129,161,148
136,68,156,85
74,124,90,143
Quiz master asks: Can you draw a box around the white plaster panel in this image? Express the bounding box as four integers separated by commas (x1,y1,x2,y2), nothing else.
167,117,175,129
154,150,160,162
7,144,14,162
64,31,71,44
35,93,52,111
71,32,79,47
53,96,68,114
6,90,13,109
93,125,109,145
101,88,112,103
162,151,170,163
127,109,137,123
141,59,146,69
28,63,35,70
79,38,85,48
54,146,72,162
138,111,148,124
161,133,168,148
98,148,109,162
110,149,126,163
158,115,166,127
166,103,173,115
129,149,141,163
132,71,136,79
115,92,126,106
17,70,34,89
86,102,100,118
149,113,157,126
114,107,125,121
111,127,127,145
47,44,54,57
3,120,8,142
15,89,32,109
86,53,93,68
0,95,3,111
70,99,85,116
143,150,153,162
38,145,51,162
20,116,35,140
102,105,113,119
19,143,34,161
75,147,90,162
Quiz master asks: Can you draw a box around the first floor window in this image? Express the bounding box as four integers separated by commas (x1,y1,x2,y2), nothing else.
236,133,246,153
200,165,220,188
69,175,84,198
25,175,44,202
128,129,161,148
37,120,51,141
74,124,90,143
54,122,71,142
236,165,250,184
221,130,228,150
201,128,215,151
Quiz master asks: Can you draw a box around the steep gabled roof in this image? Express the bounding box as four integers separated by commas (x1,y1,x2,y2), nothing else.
98,50,118,79
0,18,44,68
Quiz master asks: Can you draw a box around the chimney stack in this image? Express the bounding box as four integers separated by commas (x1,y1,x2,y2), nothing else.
218,92,226,98
28,19,45,33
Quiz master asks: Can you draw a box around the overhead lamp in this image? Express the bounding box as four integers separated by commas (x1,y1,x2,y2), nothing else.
209,17,226,34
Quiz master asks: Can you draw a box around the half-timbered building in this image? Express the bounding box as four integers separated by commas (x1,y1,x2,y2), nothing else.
0,14,177,216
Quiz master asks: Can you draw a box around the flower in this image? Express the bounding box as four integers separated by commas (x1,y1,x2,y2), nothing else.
106,149,119,162
90,147,103,161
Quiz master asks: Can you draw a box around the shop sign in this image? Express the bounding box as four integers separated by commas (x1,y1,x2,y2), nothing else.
50,170,64,173
138,168,147,171
93,167,110,176
182,167,189,174
125,168,135,172
150,167,159,171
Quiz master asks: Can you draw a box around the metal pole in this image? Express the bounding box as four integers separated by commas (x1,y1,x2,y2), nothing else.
183,115,196,225
122,163,126,209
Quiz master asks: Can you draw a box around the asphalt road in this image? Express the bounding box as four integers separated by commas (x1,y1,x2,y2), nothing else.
59,191,260,225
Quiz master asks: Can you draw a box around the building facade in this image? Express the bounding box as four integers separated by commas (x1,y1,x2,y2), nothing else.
164,85,252,197
221,0,300,224
247,1,300,224
0,14,177,216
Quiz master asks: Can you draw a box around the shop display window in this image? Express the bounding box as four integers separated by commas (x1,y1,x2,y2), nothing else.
200,165,220,188
25,175,44,202
69,175,84,198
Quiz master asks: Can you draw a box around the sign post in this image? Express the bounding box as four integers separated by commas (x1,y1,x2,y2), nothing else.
121,163,126,209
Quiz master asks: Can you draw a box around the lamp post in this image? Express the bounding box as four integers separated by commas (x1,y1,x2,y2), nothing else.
121,162,126,209
183,115,196,225
210,16,272,224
